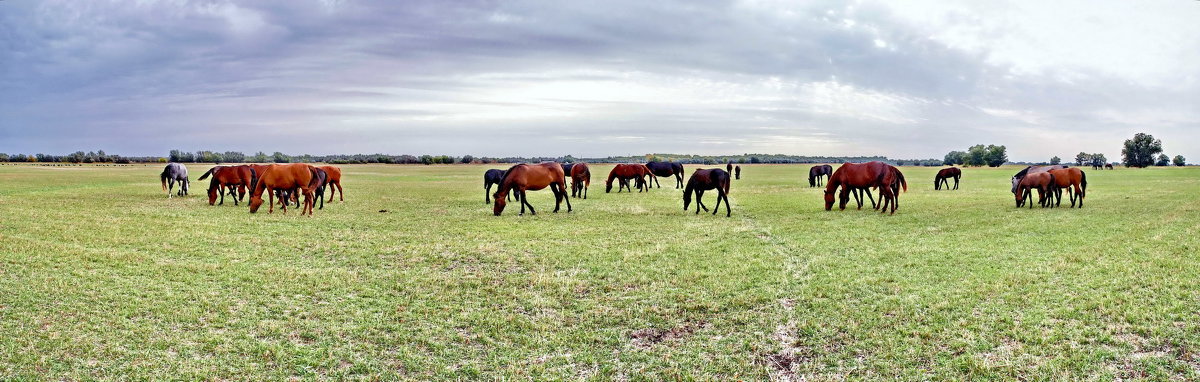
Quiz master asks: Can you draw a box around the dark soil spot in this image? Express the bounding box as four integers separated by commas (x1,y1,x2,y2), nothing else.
628,320,708,349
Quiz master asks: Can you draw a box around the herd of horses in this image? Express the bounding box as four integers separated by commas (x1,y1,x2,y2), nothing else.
161,163,344,215
1010,165,1087,208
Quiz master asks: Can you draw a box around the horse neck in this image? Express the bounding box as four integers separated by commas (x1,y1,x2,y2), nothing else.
824,173,841,192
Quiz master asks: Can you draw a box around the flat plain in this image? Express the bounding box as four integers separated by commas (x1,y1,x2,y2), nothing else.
1,163,1197,380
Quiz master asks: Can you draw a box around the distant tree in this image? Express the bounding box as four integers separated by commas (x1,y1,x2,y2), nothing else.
158,157,168,163
250,151,268,163
943,151,966,166
169,149,183,163
984,145,1007,167
1074,152,1090,166
272,152,290,163
67,151,85,163
1155,154,1170,166
96,150,107,163
1049,156,1061,165
460,155,474,164
419,155,434,165
1122,132,1163,168
0,153,7,162
1090,153,1107,169
749,156,761,164
223,151,245,163
1173,155,1186,166
963,145,987,166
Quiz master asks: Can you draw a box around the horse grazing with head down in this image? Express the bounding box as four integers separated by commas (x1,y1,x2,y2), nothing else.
318,165,343,203
199,165,255,206
808,165,833,187
1048,167,1087,208
160,163,189,197
249,163,322,215
1011,165,1067,194
683,168,732,217
606,164,648,193
645,161,684,188
570,162,591,199
934,167,962,190
824,161,906,215
492,162,571,216
1105,164,1114,170
1015,172,1055,208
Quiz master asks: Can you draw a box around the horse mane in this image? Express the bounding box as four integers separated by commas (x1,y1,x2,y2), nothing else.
496,164,525,197
1013,166,1033,179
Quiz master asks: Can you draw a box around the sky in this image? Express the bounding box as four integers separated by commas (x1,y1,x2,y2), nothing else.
1,0,1197,161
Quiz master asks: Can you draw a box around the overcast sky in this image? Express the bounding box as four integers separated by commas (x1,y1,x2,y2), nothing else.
2,0,1197,161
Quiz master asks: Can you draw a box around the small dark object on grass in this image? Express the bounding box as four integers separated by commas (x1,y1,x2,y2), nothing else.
379,209,388,213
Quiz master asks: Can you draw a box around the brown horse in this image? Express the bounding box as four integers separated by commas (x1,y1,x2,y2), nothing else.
318,165,344,202
570,162,591,199
606,164,648,193
1015,172,1055,208
683,168,732,217
1012,165,1067,194
1048,168,1087,208
1105,164,1114,170
824,161,906,214
735,165,741,180
493,162,571,216
249,163,321,215
934,167,961,190
198,165,255,206
635,164,656,191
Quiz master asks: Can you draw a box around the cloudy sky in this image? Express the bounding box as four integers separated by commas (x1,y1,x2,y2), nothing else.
1,0,1197,161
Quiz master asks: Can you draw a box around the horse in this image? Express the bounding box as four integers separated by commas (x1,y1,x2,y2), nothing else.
160,163,189,197
1048,168,1087,208
606,164,648,193
198,165,255,206
934,167,962,190
808,165,832,187
727,163,733,174
635,164,657,191
311,167,330,209
1015,172,1055,208
560,163,575,175
570,162,591,199
1011,165,1067,194
492,162,571,216
645,161,684,188
735,165,741,180
683,168,732,217
824,162,906,215
318,165,344,203
484,169,516,204
1105,164,1114,170
249,163,322,215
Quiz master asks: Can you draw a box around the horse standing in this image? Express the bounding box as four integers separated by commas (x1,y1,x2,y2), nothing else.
249,163,321,215
318,165,344,203
808,165,832,187
1048,168,1087,208
683,168,732,217
483,169,515,204
198,165,255,205
735,166,741,180
1015,172,1055,208
824,161,906,215
606,164,649,193
1011,165,1067,194
570,163,591,199
1105,164,1114,170
492,162,571,216
160,163,189,197
934,167,962,190
645,161,684,188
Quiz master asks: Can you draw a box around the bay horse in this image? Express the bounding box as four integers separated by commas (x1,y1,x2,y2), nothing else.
1012,165,1067,194
635,164,657,191
483,169,516,204
198,165,255,206
683,168,732,217
1015,172,1055,208
160,163,189,197
606,164,648,193
492,162,571,216
808,165,832,187
1048,168,1087,208
249,163,321,215
570,162,591,199
824,161,906,214
934,167,961,190
645,161,684,188
735,165,741,180
318,165,343,203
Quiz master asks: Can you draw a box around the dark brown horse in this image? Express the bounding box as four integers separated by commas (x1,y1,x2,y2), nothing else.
1048,168,1087,208
318,165,343,203
1015,172,1055,208
934,167,961,190
735,165,741,180
808,165,832,187
727,163,733,174
249,164,321,215
493,162,571,216
645,161,684,188
198,165,255,206
683,168,732,217
1105,163,1114,170
570,162,591,199
824,162,906,214
484,169,516,204
606,164,648,193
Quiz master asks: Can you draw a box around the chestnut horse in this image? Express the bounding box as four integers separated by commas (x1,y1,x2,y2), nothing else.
1015,172,1055,208
570,162,591,199
1048,168,1087,208
683,168,732,217
824,161,907,215
934,167,961,190
318,165,343,203
493,162,571,216
808,165,832,187
199,165,255,206
249,163,322,215
645,161,684,188
1012,165,1067,194
606,164,648,193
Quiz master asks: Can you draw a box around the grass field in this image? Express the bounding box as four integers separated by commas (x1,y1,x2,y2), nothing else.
1,163,1198,380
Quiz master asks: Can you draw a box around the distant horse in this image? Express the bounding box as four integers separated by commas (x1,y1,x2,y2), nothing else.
198,165,255,206
645,161,684,188
727,163,733,174
160,163,189,197
318,166,344,203
249,163,321,215
808,165,833,187
934,167,962,190
606,164,649,193
1011,165,1067,194
493,162,571,216
683,168,732,217
824,161,906,214
570,162,591,199
1048,168,1087,208
735,166,741,180
1015,172,1055,208
1105,164,1114,170
484,169,516,204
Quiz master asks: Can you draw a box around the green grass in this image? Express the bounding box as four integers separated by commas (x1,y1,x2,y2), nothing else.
1,163,1198,380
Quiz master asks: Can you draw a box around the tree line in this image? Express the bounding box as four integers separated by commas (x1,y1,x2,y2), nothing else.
942,144,1008,167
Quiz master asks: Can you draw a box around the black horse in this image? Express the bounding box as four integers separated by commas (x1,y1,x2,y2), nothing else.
683,168,732,217
645,161,684,188
735,165,741,180
560,163,575,175
160,162,189,197
808,164,832,187
484,169,516,204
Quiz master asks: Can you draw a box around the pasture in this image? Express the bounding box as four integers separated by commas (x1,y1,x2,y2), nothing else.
1,164,1198,380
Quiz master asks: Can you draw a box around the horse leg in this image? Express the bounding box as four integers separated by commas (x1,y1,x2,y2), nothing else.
219,185,226,205
551,183,562,213
168,179,175,198
697,189,708,213
721,189,731,217
954,176,960,190
485,183,492,204
1076,184,1083,208
523,190,536,215
563,180,572,212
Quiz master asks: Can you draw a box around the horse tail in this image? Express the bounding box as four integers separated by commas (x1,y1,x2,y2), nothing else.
896,168,907,192
1080,170,1087,198
198,167,216,181
161,175,167,191
808,171,815,187
307,166,322,190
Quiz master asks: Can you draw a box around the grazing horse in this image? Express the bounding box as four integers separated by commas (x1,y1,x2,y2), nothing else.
484,169,516,204
160,163,189,197
735,165,741,180
808,165,833,187
249,163,321,215
645,161,684,188
1105,164,1114,170
560,163,575,175
199,165,255,206
1011,165,1067,194
683,168,732,217
570,162,591,199
318,166,344,203
1048,168,1087,208
934,167,962,190
1015,172,1055,208
606,164,649,193
635,164,657,191
824,161,906,215
492,162,571,216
